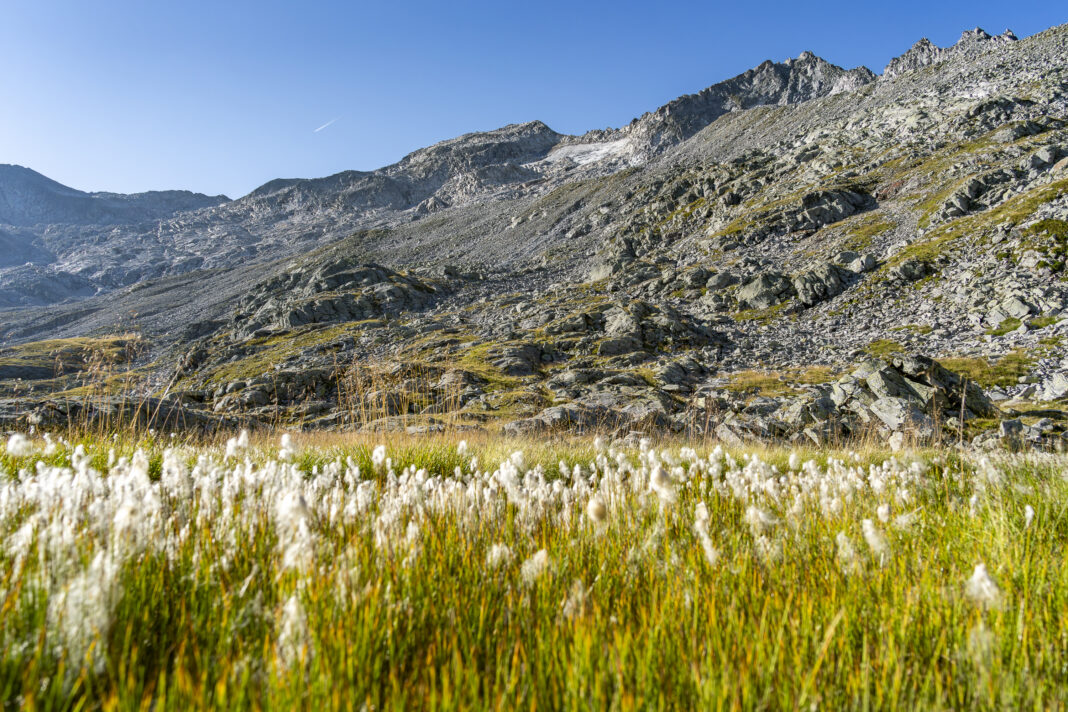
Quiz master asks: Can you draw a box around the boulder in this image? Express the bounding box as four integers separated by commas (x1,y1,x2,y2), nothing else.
889,259,934,283
792,263,850,307
736,272,795,310
706,271,739,291
1041,372,1068,400
846,254,876,274
869,396,933,432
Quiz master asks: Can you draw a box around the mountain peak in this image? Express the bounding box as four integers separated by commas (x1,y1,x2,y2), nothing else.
883,25,1020,80
625,52,874,152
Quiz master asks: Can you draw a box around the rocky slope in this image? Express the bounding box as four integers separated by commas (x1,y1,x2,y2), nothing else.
0,51,878,307
2,23,1068,449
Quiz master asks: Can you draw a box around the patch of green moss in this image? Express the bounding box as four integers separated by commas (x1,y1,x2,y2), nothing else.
733,301,792,325
1028,316,1061,330
0,334,144,375
890,324,934,335
866,339,905,359
986,318,1021,336
725,371,801,398
203,323,363,384
841,218,896,251
889,178,1068,269
1022,218,1068,272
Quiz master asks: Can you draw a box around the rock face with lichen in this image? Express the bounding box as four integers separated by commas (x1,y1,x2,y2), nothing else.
3,23,1068,448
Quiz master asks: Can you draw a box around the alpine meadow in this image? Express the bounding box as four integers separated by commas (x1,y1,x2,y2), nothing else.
4,7,1068,710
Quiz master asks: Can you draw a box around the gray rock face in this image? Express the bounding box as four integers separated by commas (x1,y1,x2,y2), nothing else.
882,27,1018,79
1041,372,1068,401
889,259,934,283
233,260,441,335
624,51,875,152
792,263,850,307
0,48,879,309
737,272,795,310
3,21,1068,450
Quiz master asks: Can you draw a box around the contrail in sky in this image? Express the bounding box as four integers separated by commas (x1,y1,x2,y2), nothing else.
313,118,339,133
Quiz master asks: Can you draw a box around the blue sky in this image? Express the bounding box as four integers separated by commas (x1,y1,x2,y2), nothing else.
0,1,1063,199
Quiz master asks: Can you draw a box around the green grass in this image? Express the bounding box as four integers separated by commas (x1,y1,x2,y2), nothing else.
1028,316,1061,330
733,301,792,324
987,318,1022,336
725,366,837,397
4,432,1068,709
841,218,896,251
0,334,143,374
201,323,365,385
865,339,905,359
890,324,934,335
937,351,1035,389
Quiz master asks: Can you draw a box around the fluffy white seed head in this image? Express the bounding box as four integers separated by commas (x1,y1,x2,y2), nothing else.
520,549,550,586
965,563,1002,608
788,452,801,471
6,433,33,458
486,543,513,569
371,445,387,470
877,503,891,523
586,494,607,523
861,519,889,561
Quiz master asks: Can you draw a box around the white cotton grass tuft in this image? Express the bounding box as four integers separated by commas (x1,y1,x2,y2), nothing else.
965,563,1002,608
861,519,889,562
1024,504,1035,529
276,490,314,571
520,549,550,586
6,433,33,458
877,503,891,523
224,429,250,459
509,451,525,471
836,532,859,574
457,440,468,458
649,464,675,505
276,594,313,670
586,494,607,524
744,506,778,537
49,551,120,673
693,502,719,566
561,579,589,620
371,444,387,471
788,452,801,471
279,433,296,462
486,543,513,570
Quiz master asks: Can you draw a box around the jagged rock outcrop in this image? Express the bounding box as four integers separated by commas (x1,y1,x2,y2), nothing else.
882,27,1018,79
624,52,875,152
232,260,442,336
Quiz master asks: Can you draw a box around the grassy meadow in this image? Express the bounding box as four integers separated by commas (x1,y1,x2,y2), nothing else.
1,429,1066,709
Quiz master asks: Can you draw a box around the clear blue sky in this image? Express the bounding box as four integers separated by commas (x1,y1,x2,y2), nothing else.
0,1,1063,199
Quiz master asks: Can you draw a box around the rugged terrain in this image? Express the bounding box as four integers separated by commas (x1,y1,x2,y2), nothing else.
2,25,1068,449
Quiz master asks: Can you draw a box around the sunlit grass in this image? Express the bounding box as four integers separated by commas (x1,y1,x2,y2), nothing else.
1,430,1066,709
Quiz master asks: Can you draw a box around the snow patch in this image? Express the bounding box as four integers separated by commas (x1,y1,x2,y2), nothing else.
542,139,631,166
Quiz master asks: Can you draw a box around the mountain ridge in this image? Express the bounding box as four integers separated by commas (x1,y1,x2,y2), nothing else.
0,45,884,306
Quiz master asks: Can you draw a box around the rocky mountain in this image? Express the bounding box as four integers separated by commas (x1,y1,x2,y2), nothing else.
0,164,229,228
0,50,877,307
882,27,1018,80
2,22,1068,450
617,51,876,154
0,165,230,305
